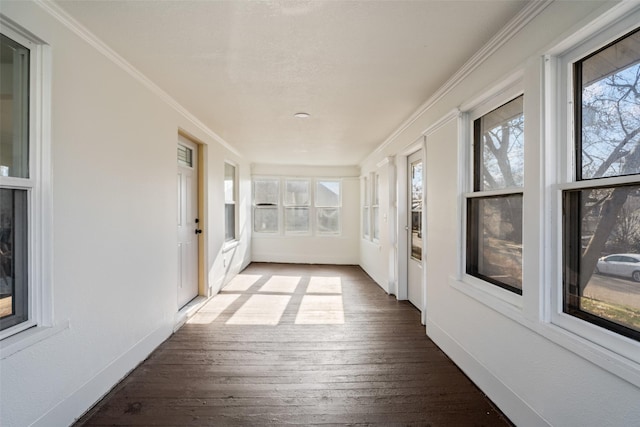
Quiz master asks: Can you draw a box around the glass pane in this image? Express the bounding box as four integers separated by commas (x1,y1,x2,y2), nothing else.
363,177,369,206
362,207,369,238
373,174,379,205
411,160,423,261
285,207,309,233
225,203,235,241
284,180,309,206
0,188,28,331
467,195,523,293
254,179,279,206
0,34,30,179
372,206,380,240
316,180,340,207
563,185,640,339
578,29,640,180
224,163,235,203
317,208,340,234
254,207,278,233
475,95,524,191
177,145,192,167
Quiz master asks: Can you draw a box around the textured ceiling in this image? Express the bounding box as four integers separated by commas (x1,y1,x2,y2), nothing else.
55,0,528,166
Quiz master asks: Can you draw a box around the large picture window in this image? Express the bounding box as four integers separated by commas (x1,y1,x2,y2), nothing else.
466,95,524,294
563,27,640,341
253,177,342,236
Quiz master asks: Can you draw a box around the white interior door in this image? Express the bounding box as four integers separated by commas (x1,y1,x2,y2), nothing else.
407,151,423,310
177,138,199,308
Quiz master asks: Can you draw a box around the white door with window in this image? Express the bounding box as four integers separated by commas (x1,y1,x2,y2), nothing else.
177,138,199,308
407,151,423,310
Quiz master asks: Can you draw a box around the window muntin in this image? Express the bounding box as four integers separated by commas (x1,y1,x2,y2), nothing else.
467,95,524,294
224,163,236,242
563,27,640,341
316,180,341,234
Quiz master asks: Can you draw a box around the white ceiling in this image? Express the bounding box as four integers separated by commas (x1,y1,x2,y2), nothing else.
56,0,528,166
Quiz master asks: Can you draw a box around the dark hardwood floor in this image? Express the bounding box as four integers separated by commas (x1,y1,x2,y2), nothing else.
76,263,511,426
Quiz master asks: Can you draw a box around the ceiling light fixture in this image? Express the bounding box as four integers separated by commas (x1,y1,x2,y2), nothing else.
294,112,311,118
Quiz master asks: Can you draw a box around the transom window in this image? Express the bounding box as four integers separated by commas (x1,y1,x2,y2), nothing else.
466,95,524,295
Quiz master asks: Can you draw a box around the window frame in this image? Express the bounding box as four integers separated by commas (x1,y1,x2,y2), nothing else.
372,172,380,241
362,176,370,240
224,161,238,243
461,84,525,303
283,178,311,235
252,177,280,234
548,7,640,365
315,179,342,235
0,19,52,342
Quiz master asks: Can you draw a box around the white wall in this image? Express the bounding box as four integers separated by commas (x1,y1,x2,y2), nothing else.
360,1,640,426
0,2,250,426
251,164,360,265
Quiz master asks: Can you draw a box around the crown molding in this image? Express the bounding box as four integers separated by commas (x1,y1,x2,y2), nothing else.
361,0,553,165
34,0,242,158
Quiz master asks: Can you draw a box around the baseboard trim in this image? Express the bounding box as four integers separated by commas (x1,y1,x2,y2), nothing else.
32,323,173,427
427,318,550,427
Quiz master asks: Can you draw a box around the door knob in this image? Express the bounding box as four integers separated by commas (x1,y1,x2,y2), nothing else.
195,229,202,234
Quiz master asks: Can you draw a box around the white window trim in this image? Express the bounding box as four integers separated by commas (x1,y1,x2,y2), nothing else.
546,6,640,367
252,176,280,235
315,178,342,236
371,172,380,242
0,17,54,344
252,176,343,237
223,160,238,247
361,176,370,240
454,75,525,310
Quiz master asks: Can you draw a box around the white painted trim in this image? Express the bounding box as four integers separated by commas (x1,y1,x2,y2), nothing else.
422,108,459,137
362,0,552,165
0,320,69,360
427,318,550,427
32,323,172,427
34,0,242,158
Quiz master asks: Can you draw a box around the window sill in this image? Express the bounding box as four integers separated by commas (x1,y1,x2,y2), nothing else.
222,240,239,253
448,275,640,388
0,320,70,360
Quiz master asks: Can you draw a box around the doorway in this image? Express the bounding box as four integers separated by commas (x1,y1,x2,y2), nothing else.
407,150,423,311
177,136,200,308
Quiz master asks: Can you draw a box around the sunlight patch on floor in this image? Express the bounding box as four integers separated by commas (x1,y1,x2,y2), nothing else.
187,293,241,324
227,295,291,325
295,295,344,325
259,275,301,293
223,274,262,291
307,276,342,294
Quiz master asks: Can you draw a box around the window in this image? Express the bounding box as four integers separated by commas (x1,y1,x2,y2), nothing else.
253,178,279,233
0,23,50,339
224,162,237,242
372,173,380,241
316,180,341,234
362,177,370,239
466,95,524,295
562,27,640,341
252,177,342,236
284,179,310,234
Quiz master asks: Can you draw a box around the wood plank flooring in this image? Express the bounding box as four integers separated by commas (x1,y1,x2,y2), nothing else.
75,263,511,426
